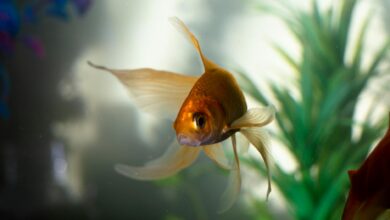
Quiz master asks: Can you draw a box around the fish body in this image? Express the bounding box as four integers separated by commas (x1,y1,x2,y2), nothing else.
342,114,390,220
88,17,275,213
174,67,247,146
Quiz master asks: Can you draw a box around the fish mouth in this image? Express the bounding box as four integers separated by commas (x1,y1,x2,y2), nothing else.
177,134,202,146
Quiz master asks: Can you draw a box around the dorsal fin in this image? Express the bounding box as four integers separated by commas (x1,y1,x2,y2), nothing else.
169,17,218,71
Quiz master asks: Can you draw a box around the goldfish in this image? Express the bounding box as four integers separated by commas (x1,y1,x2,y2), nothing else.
342,113,390,220
88,17,275,213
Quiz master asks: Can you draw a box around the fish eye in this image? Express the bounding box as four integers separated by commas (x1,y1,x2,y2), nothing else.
193,112,206,129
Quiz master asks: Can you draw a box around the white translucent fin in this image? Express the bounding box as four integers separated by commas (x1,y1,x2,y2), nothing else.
169,17,218,71
115,141,201,180
236,132,250,154
230,105,275,129
88,61,197,120
203,144,231,170
240,127,272,200
217,134,241,213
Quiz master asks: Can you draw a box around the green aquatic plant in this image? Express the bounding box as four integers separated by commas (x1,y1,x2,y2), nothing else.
238,0,390,219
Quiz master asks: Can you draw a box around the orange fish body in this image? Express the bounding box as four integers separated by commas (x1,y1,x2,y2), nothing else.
174,67,247,146
89,17,275,213
342,114,390,220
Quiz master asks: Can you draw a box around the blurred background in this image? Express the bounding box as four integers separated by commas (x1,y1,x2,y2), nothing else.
0,0,389,219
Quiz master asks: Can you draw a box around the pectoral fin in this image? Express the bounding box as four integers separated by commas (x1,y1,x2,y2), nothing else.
240,127,272,200
237,132,250,154
230,105,275,129
88,61,198,120
218,134,241,213
115,141,201,180
228,105,274,200
203,143,231,170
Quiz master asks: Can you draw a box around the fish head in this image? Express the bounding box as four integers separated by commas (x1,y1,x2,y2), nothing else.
173,97,226,146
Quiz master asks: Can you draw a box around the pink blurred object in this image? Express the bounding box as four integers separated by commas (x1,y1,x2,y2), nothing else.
23,36,45,58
